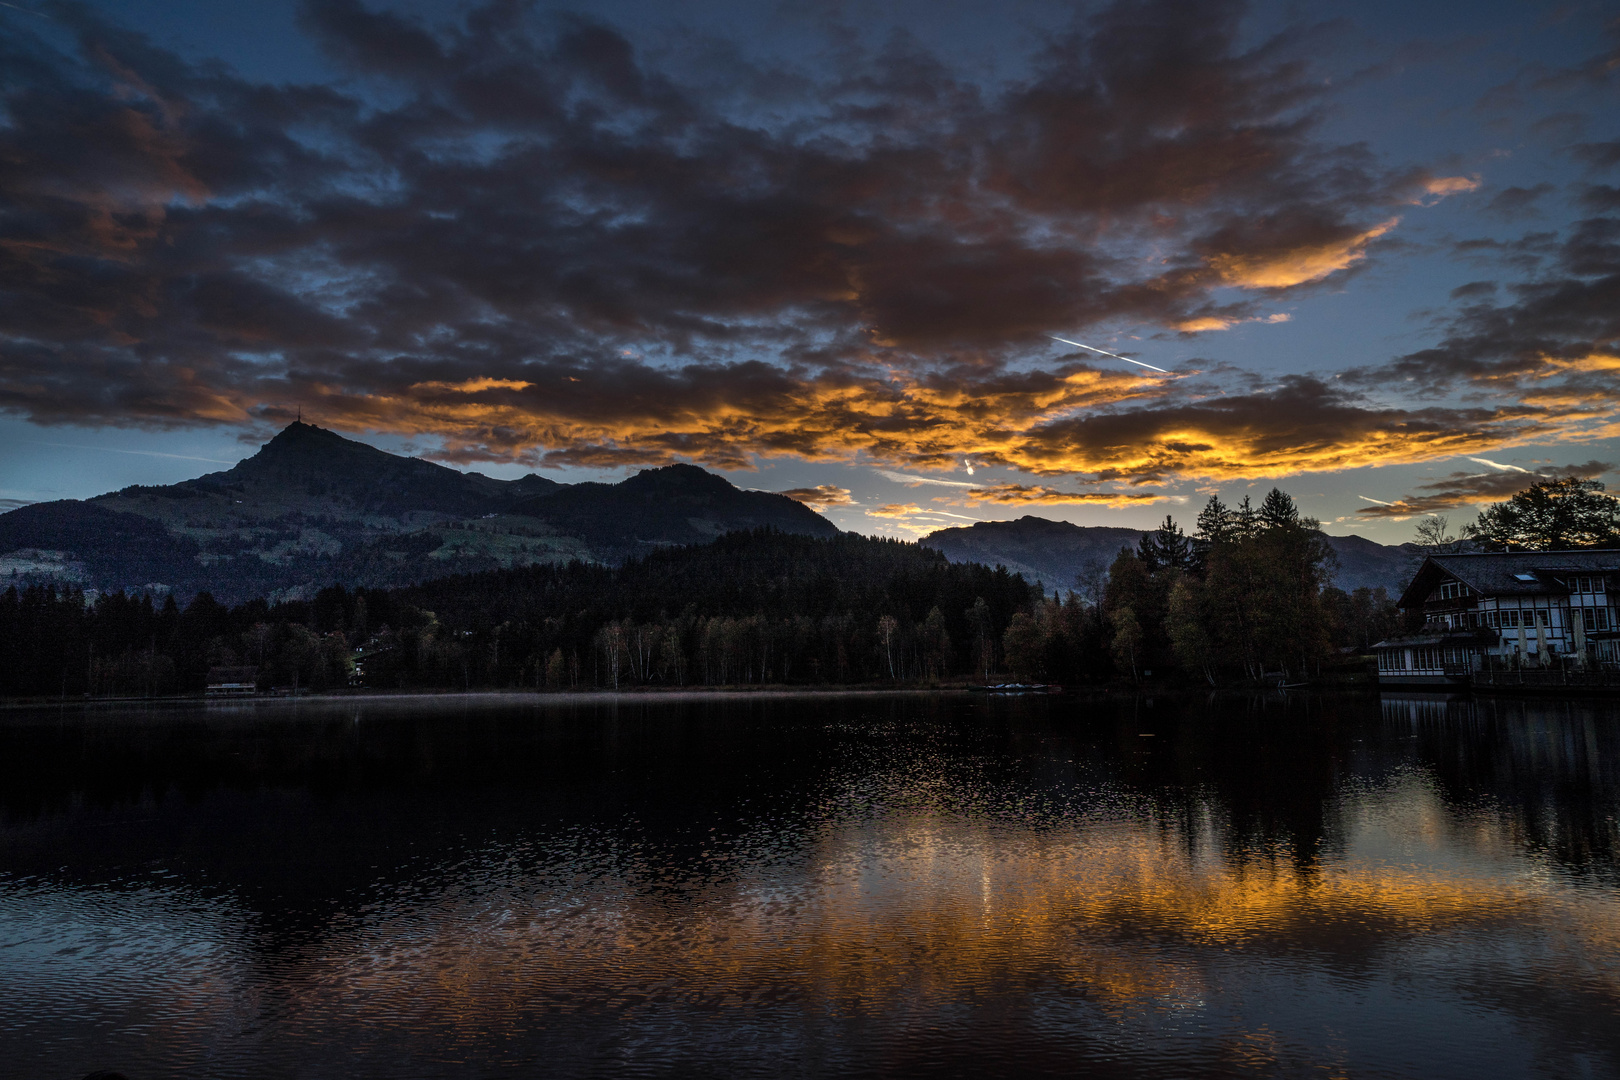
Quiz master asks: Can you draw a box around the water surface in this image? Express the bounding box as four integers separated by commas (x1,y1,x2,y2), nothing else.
1,691,1617,1079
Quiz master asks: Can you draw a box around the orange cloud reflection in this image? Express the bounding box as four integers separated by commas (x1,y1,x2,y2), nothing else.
276,778,1616,1039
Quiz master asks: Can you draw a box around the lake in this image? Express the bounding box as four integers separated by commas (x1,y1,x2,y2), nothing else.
0,691,1616,1079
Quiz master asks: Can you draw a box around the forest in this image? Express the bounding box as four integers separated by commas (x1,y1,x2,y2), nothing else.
0,494,1402,697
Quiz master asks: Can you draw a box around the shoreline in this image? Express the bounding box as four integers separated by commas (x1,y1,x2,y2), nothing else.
0,684,992,711
0,681,1400,713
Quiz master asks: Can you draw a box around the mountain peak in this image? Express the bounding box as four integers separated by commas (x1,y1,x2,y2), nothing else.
271,419,326,439
258,420,381,458
621,462,737,494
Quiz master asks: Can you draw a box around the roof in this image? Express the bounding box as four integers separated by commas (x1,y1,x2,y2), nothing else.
1372,628,1499,649
1397,550,1620,608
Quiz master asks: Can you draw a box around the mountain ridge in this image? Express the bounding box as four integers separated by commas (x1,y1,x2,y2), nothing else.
921,515,1420,595
0,423,837,602
513,463,837,562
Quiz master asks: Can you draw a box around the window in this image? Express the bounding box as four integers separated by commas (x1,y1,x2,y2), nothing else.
1581,607,1611,632
1502,610,1520,628
1486,611,1499,628
1538,610,1550,626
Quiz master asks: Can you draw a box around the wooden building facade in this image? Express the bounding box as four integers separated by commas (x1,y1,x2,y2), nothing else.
1374,551,1620,686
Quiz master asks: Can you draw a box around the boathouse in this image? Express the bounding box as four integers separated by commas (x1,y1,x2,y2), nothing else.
206,665,259,697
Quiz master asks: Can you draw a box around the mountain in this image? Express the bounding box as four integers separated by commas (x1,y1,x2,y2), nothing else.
513,464,838,562
921,517,1420,595
97,421,562,524
0,423,838,602
1320,532,1424,594
0,500,200,593
920,516,1141,593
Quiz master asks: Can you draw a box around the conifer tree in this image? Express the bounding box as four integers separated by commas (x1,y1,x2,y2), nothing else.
1137,515,1194,573
1234,495,1259,537
1195,495,1235,544
1259,488,1300,529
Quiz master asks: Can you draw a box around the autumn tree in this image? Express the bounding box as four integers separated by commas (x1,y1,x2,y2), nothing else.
1413,515,1460,554
967,597,995,680
1165,576,1216,685
1000,594,1096,684
1176,487,1337,681
877,614,900,678
919,606,951,680
1103,546,1169,677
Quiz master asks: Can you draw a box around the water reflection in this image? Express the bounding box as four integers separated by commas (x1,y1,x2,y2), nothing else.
1,692,1617,1078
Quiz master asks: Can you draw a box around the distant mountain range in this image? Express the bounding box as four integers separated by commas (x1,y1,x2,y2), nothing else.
921,516,1421,595
0,422,1422,604
0,422,836,602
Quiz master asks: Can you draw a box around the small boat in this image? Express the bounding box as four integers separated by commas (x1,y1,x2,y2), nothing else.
968,683,1062,694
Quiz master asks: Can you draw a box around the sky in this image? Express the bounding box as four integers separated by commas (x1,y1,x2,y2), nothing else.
1,0,1618,542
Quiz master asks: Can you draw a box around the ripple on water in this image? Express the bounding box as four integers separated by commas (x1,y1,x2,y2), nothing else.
0,692,1617,1078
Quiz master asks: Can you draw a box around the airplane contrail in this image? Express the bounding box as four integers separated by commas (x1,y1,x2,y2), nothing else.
1467,457,1529,473
1050,336,1170,373
32,441,238,465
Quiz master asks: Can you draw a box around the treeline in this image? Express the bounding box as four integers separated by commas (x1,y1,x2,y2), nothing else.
1094,490,1399,685
983,493,1399,687
0,506,1398,698
0,531,1034,696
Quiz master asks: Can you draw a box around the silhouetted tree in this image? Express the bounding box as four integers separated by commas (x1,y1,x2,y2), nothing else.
1466,477,1620,550
1137,515,1195,573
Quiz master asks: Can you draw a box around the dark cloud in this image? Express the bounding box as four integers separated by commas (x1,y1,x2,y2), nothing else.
1361,216,1620,396
1528,112,1587,142
1483,183,1555,220
1578,184,1620,213
1573,140,1620,170
0,0,1497,479
1354,460,1613,519
1449,280,1497,300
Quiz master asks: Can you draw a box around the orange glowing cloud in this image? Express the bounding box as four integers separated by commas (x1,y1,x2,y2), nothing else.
869,502,927,518
1418,175,1483,201
1172,313,1291,333
265,359,1601,491
780,485,854,508
410,378,535,394
1208,219,1399,289
954,484,1173,507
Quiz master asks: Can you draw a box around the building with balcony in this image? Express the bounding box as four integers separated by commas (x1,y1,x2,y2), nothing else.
1374,551,1620,686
